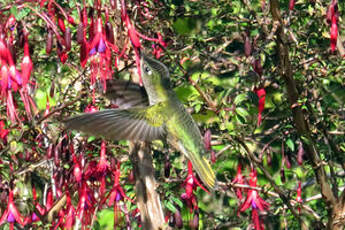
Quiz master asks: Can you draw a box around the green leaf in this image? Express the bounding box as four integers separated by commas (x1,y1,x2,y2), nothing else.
87,136,96,142
234,93,247,105
236,107,249,118
16,7,31,20
171,197,184,208
165,201,177,213
97,209,114,230
10,6,18,18
192,110,220,124
286,138,295,151
173,17,197,35
174,85,198,103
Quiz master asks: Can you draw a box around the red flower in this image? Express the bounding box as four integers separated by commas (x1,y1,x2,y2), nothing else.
103,162,133,228
58,17,66,33
232,164,245,200
152,33,167,59
97,141,110,194
6,15,16,31
327,0,338,52
0,121,9,142
84,104,98,113
72,153,83,183
296,181,302,213
181,161,209,212
330,15,338,52
106,162,133,206
0,189,25,228
64,192,76,229
255,88,266,126
239,169,269,230
76,182,95,227
289,0,295,11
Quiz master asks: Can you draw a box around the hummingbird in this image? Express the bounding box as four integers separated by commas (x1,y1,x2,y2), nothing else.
64,54,216,189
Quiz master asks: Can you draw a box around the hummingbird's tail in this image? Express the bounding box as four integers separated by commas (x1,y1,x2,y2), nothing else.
189,154,216,189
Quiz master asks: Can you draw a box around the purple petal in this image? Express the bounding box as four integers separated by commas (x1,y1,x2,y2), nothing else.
89,47,96,56
16,71,22,85
97,38,106,53
7,78,12,89
115,191,122,202
251,200,257,209
32,213,38,221
7,211,15,223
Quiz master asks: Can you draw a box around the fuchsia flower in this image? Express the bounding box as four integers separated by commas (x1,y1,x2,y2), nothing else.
255,88,266,126
0,120,9,142
0,15,35,122
327,0,338,52
0,189,25,229
239,169,269,230
45,188,54,211
63,192,76,229
152,33,167,59
203,129,216,163
20,35,32,86
84,104,98,113
106,162,133,206
289,0,295,11
76,182,95,227
97,141,110,194
32,186,46,216
296,181,302,214
72,152,83,183
103,162,133,228
330,14,338,52
6,15,16,31
181,161,209,212
232,164,245,200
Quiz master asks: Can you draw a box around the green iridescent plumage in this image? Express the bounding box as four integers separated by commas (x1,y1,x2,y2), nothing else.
64,54,216,189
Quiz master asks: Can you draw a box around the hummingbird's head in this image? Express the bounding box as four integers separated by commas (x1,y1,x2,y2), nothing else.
141,54,171,90
140,54,172,103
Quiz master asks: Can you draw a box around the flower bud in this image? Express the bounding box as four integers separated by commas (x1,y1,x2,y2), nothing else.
289,0,295,10
46,29,53,54
297,142,304,165
190,211,199,230
244,34,251,57
77,23,84,44
65,27,71,51
174,209,183,229
105,22,115,44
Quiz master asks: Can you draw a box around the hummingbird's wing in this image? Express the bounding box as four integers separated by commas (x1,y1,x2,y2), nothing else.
98,79,149,109
64,106,166,141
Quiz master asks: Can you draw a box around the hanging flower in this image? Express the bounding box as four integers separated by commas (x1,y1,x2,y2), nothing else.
330,14,338,52
296,181,302,214
102,162,133,229
255,88,266,126
0,189,25,228
76,182,95,228
181,161,209,212
327,0,338,52
239,169,269,230
0,120,9,143
232,163,245,200
289,0,295,11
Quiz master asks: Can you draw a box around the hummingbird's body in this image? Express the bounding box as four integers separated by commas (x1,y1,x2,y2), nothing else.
64,55,215,188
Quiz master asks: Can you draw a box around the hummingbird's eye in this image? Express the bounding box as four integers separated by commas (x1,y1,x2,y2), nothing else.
144,65,152,75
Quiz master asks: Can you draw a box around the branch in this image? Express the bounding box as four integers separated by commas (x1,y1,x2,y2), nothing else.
129,142,169,230
269,0,336,207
